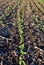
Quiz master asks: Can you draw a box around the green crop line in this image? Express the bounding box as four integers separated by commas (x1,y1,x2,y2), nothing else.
0,0,16,13
34,16,44,32
17,0,26,65
0,0,21,22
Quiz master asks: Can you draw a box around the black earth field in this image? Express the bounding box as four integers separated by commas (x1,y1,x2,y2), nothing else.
0,0,44,65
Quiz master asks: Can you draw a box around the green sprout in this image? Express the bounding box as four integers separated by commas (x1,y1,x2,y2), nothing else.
19,44,24,50
17,0,26,65
19,57,26,65
35,17,44,32
20,50,26,55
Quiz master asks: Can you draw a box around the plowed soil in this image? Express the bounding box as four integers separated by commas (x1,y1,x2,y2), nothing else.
0,0,44,65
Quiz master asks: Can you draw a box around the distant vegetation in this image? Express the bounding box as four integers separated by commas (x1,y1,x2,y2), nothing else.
40,0,44,3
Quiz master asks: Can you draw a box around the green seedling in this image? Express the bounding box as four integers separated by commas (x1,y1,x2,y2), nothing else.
22,60,26,65
20,37,24,44
35,17,38,23
38,21,42,25
34,16,44,32
20,50,26,55
19,28,23,34
19,57,26,65
19,57,22,65
17,0,26,65
19,44,24,50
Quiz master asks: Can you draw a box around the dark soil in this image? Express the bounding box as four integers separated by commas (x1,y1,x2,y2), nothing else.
0,0,44,65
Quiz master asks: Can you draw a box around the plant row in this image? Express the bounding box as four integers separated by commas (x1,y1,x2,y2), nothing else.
17,0,26,65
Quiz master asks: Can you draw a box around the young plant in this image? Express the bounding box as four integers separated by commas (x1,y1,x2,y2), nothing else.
17,0,26,65
19,57,26,65
35,17,44,32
